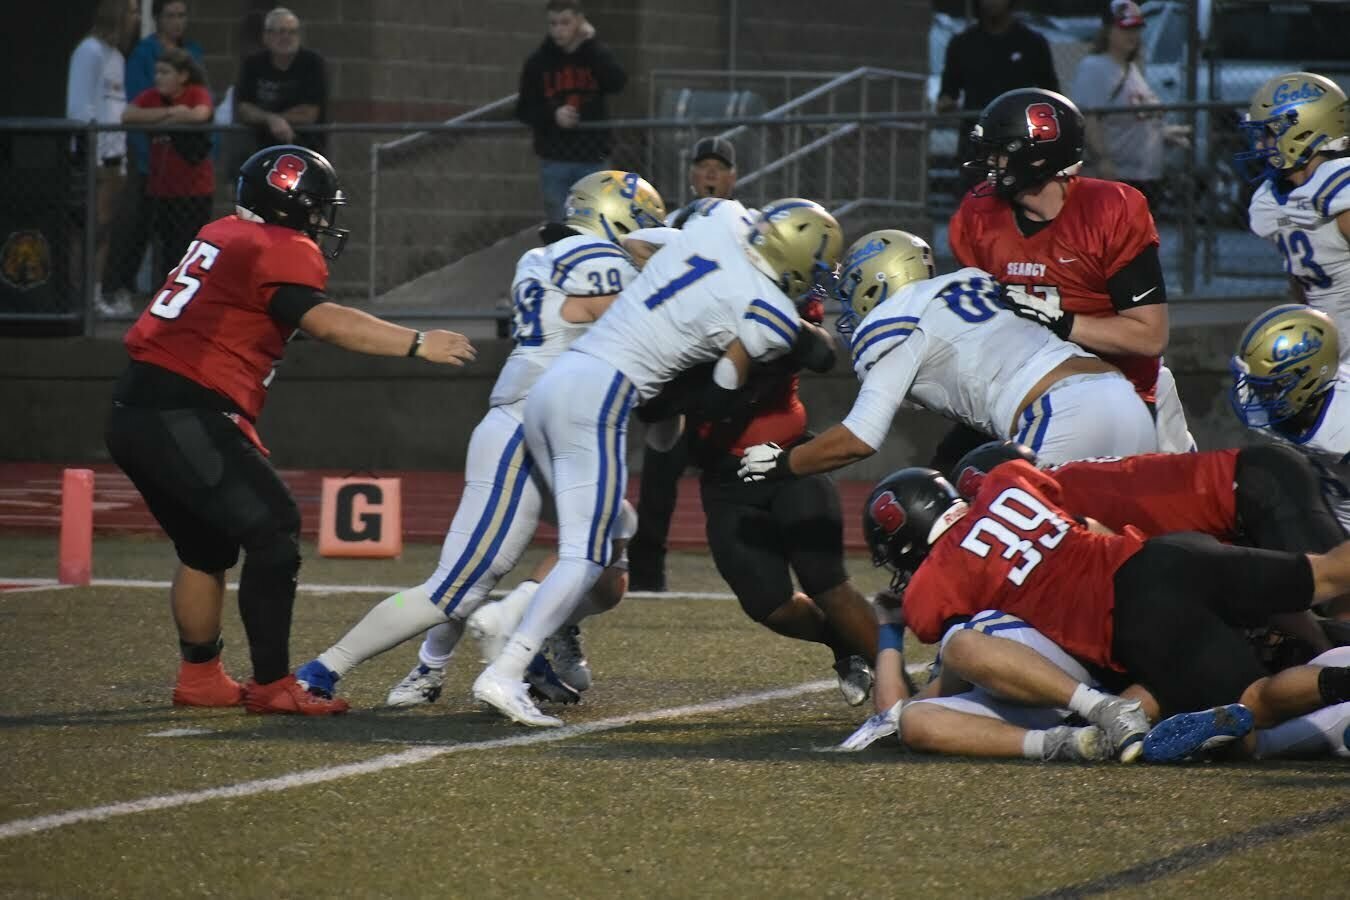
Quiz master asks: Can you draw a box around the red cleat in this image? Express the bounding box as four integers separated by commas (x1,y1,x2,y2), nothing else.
243,674,350,715
173,657,245,707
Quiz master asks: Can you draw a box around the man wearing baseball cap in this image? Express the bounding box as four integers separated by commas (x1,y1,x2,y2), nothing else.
663,136,739,228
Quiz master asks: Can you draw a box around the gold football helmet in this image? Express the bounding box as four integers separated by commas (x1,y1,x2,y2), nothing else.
1238,72,1349,178
835,229,935,336
564,171,667,242
1231,304,1340,428
747,198,844,300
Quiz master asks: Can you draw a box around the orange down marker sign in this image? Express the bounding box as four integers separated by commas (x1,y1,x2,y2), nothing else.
317,477,403,558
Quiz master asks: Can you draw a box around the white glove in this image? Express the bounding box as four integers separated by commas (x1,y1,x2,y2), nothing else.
837,699,905,752
737,442,790,482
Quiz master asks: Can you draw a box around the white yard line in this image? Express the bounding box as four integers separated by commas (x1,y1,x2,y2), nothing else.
0,576,736,601
0,679,834,841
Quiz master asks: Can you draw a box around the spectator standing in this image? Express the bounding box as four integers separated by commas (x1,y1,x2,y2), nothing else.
1071,1,1170,206
938,0,1059,187
234,7,328,154
123,48,214,288
67,0,140,310
628,136,739,590
516,0,627,223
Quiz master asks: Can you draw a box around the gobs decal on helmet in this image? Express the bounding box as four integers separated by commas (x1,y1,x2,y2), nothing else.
267,154,308,192
869,490,906,535
1025,103,1060,142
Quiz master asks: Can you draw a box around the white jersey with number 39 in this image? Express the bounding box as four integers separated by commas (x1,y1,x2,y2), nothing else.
573,199,801,401
489,234,642,411
1249,159,1350,353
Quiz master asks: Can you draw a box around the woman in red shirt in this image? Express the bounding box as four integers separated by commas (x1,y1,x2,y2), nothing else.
123,47,214,287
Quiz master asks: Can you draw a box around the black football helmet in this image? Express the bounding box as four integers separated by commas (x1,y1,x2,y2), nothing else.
863,468,968,584
950,440,1039,499
964,88,1085,200
237,145,349,259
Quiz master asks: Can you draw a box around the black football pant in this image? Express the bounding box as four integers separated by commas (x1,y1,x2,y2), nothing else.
105,404,302,683
629,433,690,575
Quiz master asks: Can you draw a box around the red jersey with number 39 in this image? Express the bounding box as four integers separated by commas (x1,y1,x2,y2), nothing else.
903,461,1144,670
124,215,327,420
948,178,1161,401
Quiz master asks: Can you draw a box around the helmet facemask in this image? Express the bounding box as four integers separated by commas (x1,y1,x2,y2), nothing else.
303,188,349,260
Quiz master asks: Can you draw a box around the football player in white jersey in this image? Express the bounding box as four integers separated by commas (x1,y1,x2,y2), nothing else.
1231,304,1350,537
294,171,666,705
1241,72,1350,347
738,229,1157,485
470,197,846,726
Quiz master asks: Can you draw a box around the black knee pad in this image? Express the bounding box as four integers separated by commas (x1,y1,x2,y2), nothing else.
1236,444,1345,552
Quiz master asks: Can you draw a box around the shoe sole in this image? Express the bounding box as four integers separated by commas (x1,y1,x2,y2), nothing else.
1143,704,1254,763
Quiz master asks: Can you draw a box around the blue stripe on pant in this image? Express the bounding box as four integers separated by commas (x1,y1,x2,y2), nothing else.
1015,395,1054,453
429,426,532,612
586,373,638,565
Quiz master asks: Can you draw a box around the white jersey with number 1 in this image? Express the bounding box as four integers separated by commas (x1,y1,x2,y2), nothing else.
573,198,800,401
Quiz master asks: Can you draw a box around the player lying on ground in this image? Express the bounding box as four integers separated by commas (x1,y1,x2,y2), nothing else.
294,171,666,708
736,228,1157,489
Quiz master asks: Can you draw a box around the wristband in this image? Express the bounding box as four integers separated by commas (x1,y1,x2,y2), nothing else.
406,331,425,358
878,622,905,653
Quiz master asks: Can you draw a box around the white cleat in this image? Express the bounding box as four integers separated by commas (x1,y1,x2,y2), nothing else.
544,625,592,692
468,602,512,665
472,668,562,727
385,664,445,708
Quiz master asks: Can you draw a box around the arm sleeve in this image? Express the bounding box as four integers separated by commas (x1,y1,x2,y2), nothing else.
947,204,976,268
125,40,155,101
625,226,680,246
268,283,328,329
515,54,554,129
588,41,627,93
1103,185,1160,278
235,54,259,103
840,337,925,451
739,294,802,361
938,34,963,100
257,239,328,293
1105,243,1166,311
66,42,98,120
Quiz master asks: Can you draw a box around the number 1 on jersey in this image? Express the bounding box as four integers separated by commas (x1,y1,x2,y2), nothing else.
150,240,221,320
641,255,719,309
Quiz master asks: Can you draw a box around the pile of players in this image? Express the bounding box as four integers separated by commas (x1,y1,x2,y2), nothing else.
112,62,1350,762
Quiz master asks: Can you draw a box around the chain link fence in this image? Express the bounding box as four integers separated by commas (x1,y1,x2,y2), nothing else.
0,92,1304,335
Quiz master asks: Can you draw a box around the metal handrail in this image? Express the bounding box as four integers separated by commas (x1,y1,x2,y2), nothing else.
714,67,926,146
368,93,519,300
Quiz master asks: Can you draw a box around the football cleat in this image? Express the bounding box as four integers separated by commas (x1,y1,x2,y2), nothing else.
833,655,874,707
544,625,592,692
243,674,350,715
172,657,245,707
1041,725,1112,762
385,664,445,708
1087,697,1150,763
525,654,581,705
1143,703,1255,763
472,668,562,727
295,659,339,699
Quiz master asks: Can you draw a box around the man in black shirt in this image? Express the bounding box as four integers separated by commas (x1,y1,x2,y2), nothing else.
938,0,1059,182
235,7,328,153
516,0,627,223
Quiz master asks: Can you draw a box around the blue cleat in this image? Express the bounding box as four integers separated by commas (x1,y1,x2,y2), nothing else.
525,654,580,705
1143,703,1254,763
295,659,340,699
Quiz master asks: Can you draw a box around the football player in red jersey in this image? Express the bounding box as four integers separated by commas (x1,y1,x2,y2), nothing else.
104,145,476,715
937,88,1191,469
870,463,1350,760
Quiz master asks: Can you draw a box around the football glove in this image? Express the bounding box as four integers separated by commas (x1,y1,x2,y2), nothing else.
999,285,1075,341
837,699,905,752
737,442,793,482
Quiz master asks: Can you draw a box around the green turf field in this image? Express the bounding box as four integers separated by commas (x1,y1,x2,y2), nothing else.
0,534,1346,898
